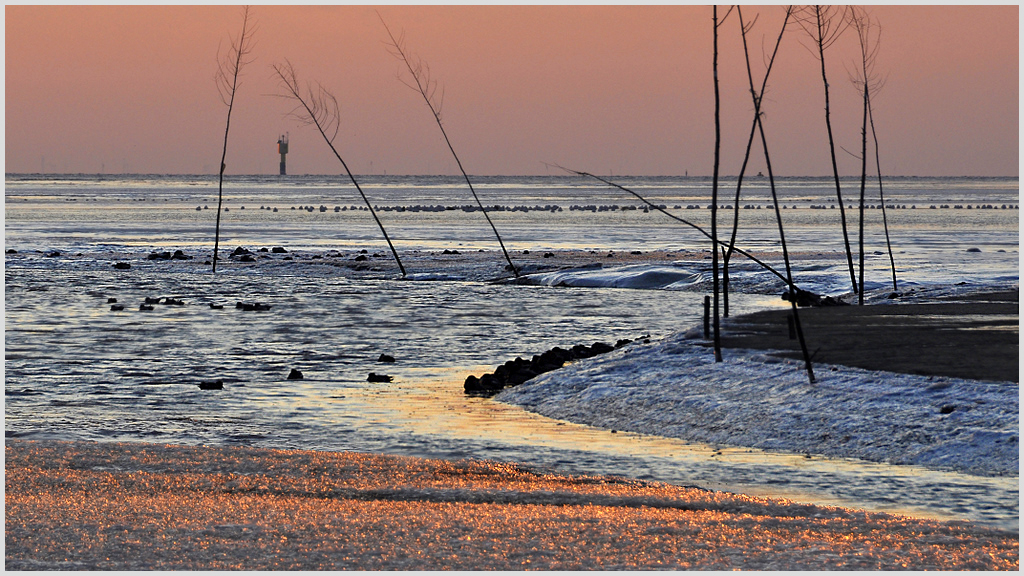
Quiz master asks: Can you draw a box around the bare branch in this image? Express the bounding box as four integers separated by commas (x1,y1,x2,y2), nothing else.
271,60,407,276
212,6,255,273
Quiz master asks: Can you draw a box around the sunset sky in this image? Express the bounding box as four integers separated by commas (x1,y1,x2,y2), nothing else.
4,5,1019,177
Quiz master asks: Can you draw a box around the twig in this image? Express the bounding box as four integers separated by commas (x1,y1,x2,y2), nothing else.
272,60,406,276
212,6,255,273
378,14,519,277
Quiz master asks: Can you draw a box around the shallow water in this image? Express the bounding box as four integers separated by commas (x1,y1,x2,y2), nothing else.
4,174,1020,530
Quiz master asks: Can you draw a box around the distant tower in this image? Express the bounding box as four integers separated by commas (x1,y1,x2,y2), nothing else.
277,133,289,175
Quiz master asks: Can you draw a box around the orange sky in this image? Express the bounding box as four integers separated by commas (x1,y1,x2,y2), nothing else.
4,5,1019,176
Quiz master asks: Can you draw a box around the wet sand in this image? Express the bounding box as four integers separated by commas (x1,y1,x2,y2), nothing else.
4,439,1018,570
717,290,1019,383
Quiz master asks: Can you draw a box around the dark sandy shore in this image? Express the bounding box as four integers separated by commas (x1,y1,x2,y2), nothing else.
717,290,1019,383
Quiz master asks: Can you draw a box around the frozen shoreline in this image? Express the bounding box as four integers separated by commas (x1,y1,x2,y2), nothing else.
496,297,1019,478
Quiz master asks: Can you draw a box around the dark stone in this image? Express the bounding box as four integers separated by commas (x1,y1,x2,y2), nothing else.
148,251,171,260
110,304,124,311
966,247,982,253
231,247,251,256
377,354,396,363
368,373,393,383
354,255,368,261
162,298,185,306
589,342,615,355
172,250,191,260
238,254,256,262
107,298,118,303
442,249,460,255
237,302,271,311
139,304,154,311
939,405,956,414
46,251,61,258
272,246,288,253
113,262,131,270
781,288,848,307
543,252,554,258
209,303,224,309
144,297,161,304
258,247,269,252
6,249,17,254
199,380,224,390
287,369,303,380
614,338,633,348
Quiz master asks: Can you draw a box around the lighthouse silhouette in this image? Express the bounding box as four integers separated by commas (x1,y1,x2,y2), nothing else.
277,133,289,175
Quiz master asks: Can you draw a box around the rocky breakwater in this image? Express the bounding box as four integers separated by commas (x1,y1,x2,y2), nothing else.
464,338,642,395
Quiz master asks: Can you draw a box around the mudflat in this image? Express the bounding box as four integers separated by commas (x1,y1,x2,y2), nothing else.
717,290,1019,383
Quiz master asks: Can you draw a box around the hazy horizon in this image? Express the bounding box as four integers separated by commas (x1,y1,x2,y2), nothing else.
5,5,1019,177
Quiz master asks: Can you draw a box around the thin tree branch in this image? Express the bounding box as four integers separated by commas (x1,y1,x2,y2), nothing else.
272,60,407,276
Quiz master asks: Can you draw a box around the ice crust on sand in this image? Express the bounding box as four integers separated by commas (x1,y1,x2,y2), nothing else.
496,330,1019,478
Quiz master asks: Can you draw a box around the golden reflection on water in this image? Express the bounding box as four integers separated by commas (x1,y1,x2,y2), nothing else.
311,365,1018,526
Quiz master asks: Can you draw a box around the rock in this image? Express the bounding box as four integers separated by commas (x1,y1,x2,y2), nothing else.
139,304,154,311
781,288,848,307
110,304,124,311
113,262,131,270
966,247,982,253
354,255,368,261
172,250,191,260
199,380,224,390
377,354,396,363
236,302,271,311
46,251,61,258
148,251,171,260
238,254,256,262
939,405,956,414
271,246,287,253
6,249,17,254
231,247,251,256
162,298,185,306
209,303,224,309
287,369,303,380
368,373,393,383
144,297,161,304
107,298,118,303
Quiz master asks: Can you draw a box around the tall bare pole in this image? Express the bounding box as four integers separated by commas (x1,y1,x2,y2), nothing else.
710,6,730,362
739,6,815,383
796,5,857,295
273,61,406,276
850,7,891,301
724,6,792,317
379,15,519,277
212,6,255,273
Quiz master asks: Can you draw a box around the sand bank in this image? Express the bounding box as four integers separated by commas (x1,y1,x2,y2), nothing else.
717,290,1019,382
4,439,1018,570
